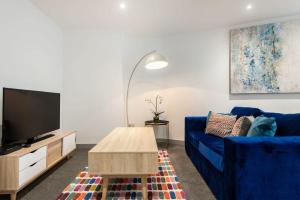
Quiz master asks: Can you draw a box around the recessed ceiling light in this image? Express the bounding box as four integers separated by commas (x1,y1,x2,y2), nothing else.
120,2,126,10
246,4,253,10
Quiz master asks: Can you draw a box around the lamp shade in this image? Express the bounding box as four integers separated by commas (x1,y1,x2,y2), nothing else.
145,53,168,70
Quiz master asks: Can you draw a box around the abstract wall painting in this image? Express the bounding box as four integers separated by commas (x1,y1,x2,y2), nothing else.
230,20,300,94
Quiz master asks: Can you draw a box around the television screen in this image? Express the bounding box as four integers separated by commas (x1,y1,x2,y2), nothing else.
2,88,60,145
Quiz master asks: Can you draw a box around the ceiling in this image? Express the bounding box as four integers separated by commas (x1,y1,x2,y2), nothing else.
31,0,300,35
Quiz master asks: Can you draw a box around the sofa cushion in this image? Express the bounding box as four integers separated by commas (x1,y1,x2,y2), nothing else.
231,107,262,118
263,112,300,136
198,134,224,172
186,131,206,148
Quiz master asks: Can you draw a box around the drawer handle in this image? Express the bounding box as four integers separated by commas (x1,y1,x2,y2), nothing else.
30,162,38,167
30,150,37,154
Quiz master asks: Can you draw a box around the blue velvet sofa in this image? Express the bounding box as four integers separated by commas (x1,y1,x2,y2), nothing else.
185,107,300,200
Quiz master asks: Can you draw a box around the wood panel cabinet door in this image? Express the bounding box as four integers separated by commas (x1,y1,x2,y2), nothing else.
62,133,76,156
47,140,62,167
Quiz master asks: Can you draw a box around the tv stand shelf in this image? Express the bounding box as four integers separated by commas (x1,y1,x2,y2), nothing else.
0,130,76,200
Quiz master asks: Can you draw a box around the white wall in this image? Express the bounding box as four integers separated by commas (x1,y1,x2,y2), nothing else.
122,31,229,141
4,1,296,143
0,0,62,128
62,30,124,144
122,35,166,125
0,1,124,145
124,28,300,141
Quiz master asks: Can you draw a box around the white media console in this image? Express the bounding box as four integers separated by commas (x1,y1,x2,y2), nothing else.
0,130,76,200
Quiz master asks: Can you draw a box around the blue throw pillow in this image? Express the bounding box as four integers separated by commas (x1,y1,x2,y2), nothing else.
247,116,277,137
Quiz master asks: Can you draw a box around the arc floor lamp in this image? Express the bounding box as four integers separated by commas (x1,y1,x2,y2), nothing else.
125,51,169,127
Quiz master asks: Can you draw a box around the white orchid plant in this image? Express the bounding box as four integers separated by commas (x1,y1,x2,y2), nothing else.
145,95,164,121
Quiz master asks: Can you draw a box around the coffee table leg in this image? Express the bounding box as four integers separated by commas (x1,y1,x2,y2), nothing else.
102,177,109,200
10,192,16,200
141,176,148,200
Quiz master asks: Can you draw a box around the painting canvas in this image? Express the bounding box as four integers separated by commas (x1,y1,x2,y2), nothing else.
230,20,300,94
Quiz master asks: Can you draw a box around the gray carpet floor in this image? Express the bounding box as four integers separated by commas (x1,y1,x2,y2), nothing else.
0,144,215,200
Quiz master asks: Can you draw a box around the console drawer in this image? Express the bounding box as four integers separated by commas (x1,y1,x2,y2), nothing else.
19,146,47,171
19,158,46,186
62,134,76,156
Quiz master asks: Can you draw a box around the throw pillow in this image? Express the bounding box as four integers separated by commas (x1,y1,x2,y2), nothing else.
247,116,277,137
205,112,237,138
206,111,233,127
231,116,254,136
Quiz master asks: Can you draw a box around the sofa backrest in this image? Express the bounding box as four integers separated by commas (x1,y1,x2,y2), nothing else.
231,106,300,136
230,107,262,118
262,112,300,136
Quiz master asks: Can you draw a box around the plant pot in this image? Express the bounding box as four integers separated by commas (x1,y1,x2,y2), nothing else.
153,116,160,122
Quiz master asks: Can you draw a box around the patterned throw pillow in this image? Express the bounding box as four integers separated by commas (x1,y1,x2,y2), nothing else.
205,112,237,138
231,116,254,136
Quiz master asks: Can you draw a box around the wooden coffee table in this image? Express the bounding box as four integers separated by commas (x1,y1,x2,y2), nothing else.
88,127,158,200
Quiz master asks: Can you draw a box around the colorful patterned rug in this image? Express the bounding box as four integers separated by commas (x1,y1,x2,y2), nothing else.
57,150,186,200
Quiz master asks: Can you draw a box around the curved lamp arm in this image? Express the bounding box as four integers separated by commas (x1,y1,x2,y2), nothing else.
125,50,156,127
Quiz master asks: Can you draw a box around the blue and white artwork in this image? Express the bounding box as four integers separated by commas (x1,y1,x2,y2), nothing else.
230,20,300,93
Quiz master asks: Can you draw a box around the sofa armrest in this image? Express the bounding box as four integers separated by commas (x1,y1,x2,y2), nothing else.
185,116,207,134
224,136,300,200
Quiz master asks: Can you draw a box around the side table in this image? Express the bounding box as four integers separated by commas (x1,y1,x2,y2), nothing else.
145,120,169,147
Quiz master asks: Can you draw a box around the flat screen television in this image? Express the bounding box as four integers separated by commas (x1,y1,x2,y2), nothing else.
2,88,60,146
